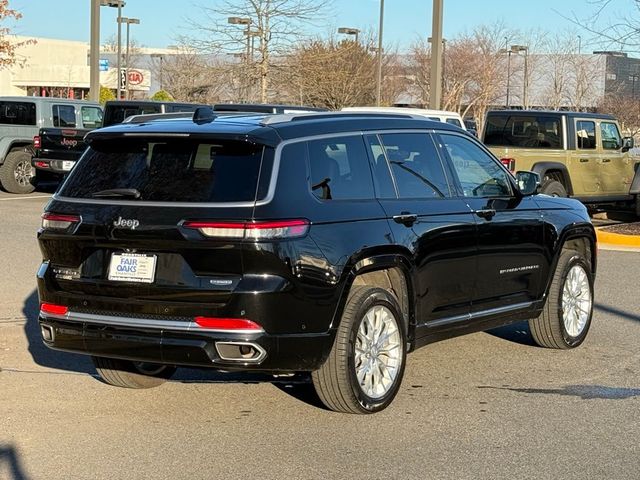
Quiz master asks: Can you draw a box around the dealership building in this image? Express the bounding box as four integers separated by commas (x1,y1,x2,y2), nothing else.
0,36,160,99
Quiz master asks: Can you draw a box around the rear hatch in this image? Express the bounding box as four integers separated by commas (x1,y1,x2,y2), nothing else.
39,135,273,314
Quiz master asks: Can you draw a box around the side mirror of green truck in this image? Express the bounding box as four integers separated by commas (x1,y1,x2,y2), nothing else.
622,136,634,152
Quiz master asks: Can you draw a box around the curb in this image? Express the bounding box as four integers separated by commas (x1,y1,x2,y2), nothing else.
595,227,640,251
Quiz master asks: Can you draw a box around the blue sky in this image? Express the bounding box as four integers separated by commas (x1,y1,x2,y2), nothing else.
11,0,631,51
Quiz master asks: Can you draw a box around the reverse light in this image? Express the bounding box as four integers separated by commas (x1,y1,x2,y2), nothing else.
41,212,81,231
500,158,516,171
40,303,68,316
194,316,263,331
33,135,41,149
183,219,309,240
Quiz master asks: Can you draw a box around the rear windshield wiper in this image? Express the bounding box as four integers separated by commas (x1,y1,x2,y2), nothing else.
91,188,141,199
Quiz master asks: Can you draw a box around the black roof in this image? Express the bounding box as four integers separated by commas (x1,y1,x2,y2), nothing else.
487,109,616,120
104,100,208,108
86,112,464,147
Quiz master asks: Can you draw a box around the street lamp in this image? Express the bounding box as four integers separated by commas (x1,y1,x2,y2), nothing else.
89,0,125,101
101,0,126,99
228,17,252,102
338,27,360,43
511,45,529,108
376,0,384,106
498,48,513,108
118,17,140,100
150,53,164,91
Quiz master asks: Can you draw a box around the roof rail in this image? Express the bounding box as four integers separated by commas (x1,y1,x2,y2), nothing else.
259,111,421,125
122,112,192,124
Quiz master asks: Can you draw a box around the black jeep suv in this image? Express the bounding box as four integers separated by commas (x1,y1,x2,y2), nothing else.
37,110,596,413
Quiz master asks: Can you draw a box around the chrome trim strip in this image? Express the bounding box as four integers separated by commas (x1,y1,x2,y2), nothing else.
214,341,267,364
426,301,534,328
40,310,265,334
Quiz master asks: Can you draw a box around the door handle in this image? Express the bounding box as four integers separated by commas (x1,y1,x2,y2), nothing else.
602,158,611,163
475,209,496,219
393,213,418,226
579,158,589,163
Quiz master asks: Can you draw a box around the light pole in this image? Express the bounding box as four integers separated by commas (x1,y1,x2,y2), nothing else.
90,1,125,101
498,48,513,108
428,0,444,109
338,27,360,44
118,17,140,100
150,53,164,91
228,17,252,102
376,0,384,106
511,45,529,108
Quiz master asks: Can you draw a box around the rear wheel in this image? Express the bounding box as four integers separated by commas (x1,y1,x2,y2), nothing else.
0,150,36,194
92,356,176,389
529,249,593,349
312,286,407,414
540,179,567,197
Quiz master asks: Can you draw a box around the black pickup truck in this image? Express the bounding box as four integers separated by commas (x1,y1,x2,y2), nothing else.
31,127,92,176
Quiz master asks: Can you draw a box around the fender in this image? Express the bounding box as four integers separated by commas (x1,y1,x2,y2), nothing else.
531,161,574,195
0,139,35,164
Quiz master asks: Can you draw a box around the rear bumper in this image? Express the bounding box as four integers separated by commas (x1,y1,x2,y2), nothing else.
38,310,333,372
31,157,75,174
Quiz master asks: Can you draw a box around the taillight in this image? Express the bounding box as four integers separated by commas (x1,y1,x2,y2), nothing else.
40,303,68,316
41,212,81,231
194,316,263,331
34,161,49,169
33,135,41,149
500,158,516,171
183,219,309,240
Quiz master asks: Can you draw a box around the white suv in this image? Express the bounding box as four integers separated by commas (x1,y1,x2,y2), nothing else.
341,106,466,130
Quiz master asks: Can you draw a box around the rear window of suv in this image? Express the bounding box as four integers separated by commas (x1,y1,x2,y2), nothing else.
59,139,271,203
0,101,36,125
484,114,563,149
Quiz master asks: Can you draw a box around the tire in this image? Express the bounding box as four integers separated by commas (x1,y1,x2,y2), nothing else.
312,286,407,414
529,249,594,349
92,356,176,389
0,150,36,194
540,179,567,197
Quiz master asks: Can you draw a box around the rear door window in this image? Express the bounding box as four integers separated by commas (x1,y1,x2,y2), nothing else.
576,120,596,149
53,105,76,127
81,106,103,128
0,101,36,125
600,122,622,150
59,139,270,203
307,135,374,200
484,114,562,148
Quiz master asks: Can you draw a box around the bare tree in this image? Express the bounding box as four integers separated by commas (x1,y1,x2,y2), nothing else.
0,0,35,69
186,0,331,103
598,92,640,137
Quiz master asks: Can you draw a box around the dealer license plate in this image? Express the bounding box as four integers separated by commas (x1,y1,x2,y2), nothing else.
108,253,157,283
61,161,75,171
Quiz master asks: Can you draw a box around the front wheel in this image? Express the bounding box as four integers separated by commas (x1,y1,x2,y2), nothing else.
92,356,176,389
312,286,407,414
529,249,594,349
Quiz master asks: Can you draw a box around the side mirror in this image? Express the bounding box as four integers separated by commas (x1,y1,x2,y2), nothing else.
622,136,634,152
515,170,541,196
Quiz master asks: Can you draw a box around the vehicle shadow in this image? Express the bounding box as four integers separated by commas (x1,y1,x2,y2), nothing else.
486,320,536,346
23,289,327,409
22,289,94,375
595,303,640,323
0,444,30,480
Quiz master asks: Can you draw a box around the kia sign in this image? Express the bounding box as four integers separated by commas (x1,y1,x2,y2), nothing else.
128,70,144,85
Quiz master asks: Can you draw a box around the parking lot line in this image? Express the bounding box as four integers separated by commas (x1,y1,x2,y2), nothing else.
0,195,51,201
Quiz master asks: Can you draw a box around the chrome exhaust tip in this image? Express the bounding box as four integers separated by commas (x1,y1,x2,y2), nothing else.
215,341,266,364
41,324,54,342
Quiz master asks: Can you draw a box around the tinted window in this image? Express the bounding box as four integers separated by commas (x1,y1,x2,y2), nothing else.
446,118,462,128
0,101,36,125
60,139,269,203
576,120,596,149
379,133,450,199
53,105,76,127
365,134,396,198
601,122,622,150
166,104,200,113
104,104,162,126
81,106,103,128
484,114,562,149
439,133,511,197
307,135,374,200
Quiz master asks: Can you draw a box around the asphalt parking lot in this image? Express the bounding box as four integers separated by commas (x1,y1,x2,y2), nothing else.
1,192,639,480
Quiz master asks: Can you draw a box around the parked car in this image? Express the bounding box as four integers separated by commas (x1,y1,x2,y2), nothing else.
483,109,640,214
342,106,467,130
213,103,328,114
0,97,102,194
102,100,209,127
31,106,103,179
37,109,596,413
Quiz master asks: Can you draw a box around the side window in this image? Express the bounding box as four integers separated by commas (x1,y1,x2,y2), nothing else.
0,101,36,125
81,106,103,128
379,133,450,199
438,133,512,197
307,135,374,200
52,105,76,128
600,122,622,150
576,120,596,149
365,134,396,198
446,118,462,128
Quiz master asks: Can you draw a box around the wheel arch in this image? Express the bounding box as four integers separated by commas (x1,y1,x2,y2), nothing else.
531,161,574,195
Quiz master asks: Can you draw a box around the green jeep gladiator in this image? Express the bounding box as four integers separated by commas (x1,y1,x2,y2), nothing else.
483,110,640,214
